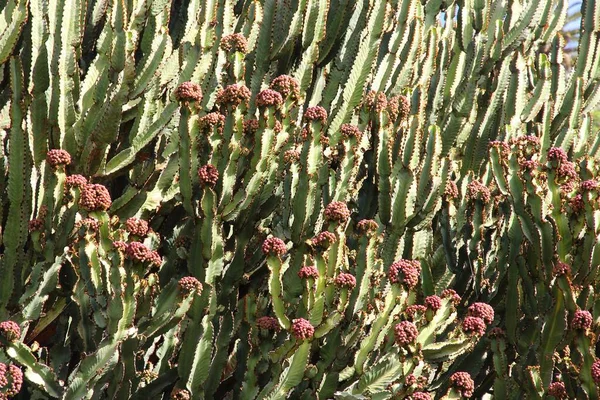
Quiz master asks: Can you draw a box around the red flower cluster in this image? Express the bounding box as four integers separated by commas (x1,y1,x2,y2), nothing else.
262,237,287,257
298,265,319,279
304,106,327,122
441,289,461,305
79,184,112,211
256,89,283,108
462,316,487,336
46,149,71,167
572,310,593,330
0,321,20,342
547,382,567,399
466,180,491,203
394,321,418,346
291,318,314,340
324,201,350,223
65,174,88,189
216,84,251,107
468,302,494,325
425,295,442,312
450,372,475,398
174,82,203,103
0,363,23,398
312,231,337,249
334,273,356,289
220,33,248,53
388,259,421,288
124,242,162,266
126,217,149,237
340,124,362,141
178,277,203,294
270,75,300,100
198,164,219,187
256,316,280,331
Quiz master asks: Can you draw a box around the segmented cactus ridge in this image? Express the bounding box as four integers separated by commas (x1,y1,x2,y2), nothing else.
462,316,487,336
409,392,432,400
572,310,593,330
340,124,362,141
441,289,461,305
581,179,599,191
547,147,569,164
178,277,203,294
0,363,23,398
256,316,280,331
488,327,506,339
303,106,327,122
466,180,491,203
243,118,259,135
262,237,287,257
220,33,248,53
174,82,203,103
363,90,387,113
444,181,459,199
467,303,494,325
394,321,418,346
449,372,475,398
256,89,283,108
334,273,356,289
592,360,600,383
216,84,251,107
125,218,149,237
125,242,162,266
198,164,219,187
388,259,421,288
324,201,350,223
298,265,319,279
311,231,337,249
170,388,191,400
46,149,72,167
547,382,567,399
65,174,88,189
0,321,20,342
270,75,300,100
28,218,44,232
553,261,571,277
405,305,427,320
425,295,442,311
291,318,314,340
283,150,301,163
79,184,112,211
356,219,378,234
199,112,226,131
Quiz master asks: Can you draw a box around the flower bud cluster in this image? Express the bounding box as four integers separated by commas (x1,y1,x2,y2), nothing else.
547,382,567,399
270,75,300,101
198,164,219,187
262,237,287,257
450,372,475,397
0,321,20,342
216,84,251,107
303,106,328,122
178,277,203,294
79,184,112,211
388,259,421,288
220,33,248,53
175,82,203,103
257,316,280,331
312,231,337,249
0,363,23,398
126,218,149,237
46,149,71,167
334,273,356,289
119,242,162,266
572,310,593,330
394,321,418,346
65,174,88,189
324,201,350,223
256,89,283,108
291,318,314,340
298,265,319,279
466,180,491,203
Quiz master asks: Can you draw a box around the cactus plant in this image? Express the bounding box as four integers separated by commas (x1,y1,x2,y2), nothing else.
0,0,599,398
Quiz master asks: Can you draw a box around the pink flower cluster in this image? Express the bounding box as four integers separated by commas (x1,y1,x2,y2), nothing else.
405,305,427,320
126,217,149,237
461,316,487,336
199,112,225,131
65,174,88,189
0,363,23,399
303,106,327,122
468,303,494,325
29,218,44,232
547,382,567,399
409,392,431,400
298,265,319,279
356,219,378,234
324,201,350,223
425,295,442,311
466,180,491,203
450,372,474,397
243,118,259,135
198,164,219,187
388,259,421,288
441,289,461,305
220,33,248,53
334,273,356,289
79,184,112,211
256,316,280,331
216,84,251,107
291,318,314,340
572,310,593,330
394,321,418,346
256,89,283,108
175,82,203,103
592,360,600,383
444,181,459,199
178,277,203,294
0,321,20,342
547,147,568,164
270,75,300,100
553,261,571,277
340,124,362,141
170,388,191,400
46,149,71,167
364,91,387,113
122,242,162,266
262,237,287,257
312,231,337,249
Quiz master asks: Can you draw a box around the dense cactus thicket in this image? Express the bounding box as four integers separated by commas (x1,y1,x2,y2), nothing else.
1,0,600,398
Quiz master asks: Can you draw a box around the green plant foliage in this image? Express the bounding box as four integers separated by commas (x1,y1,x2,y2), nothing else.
0,0,600,398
